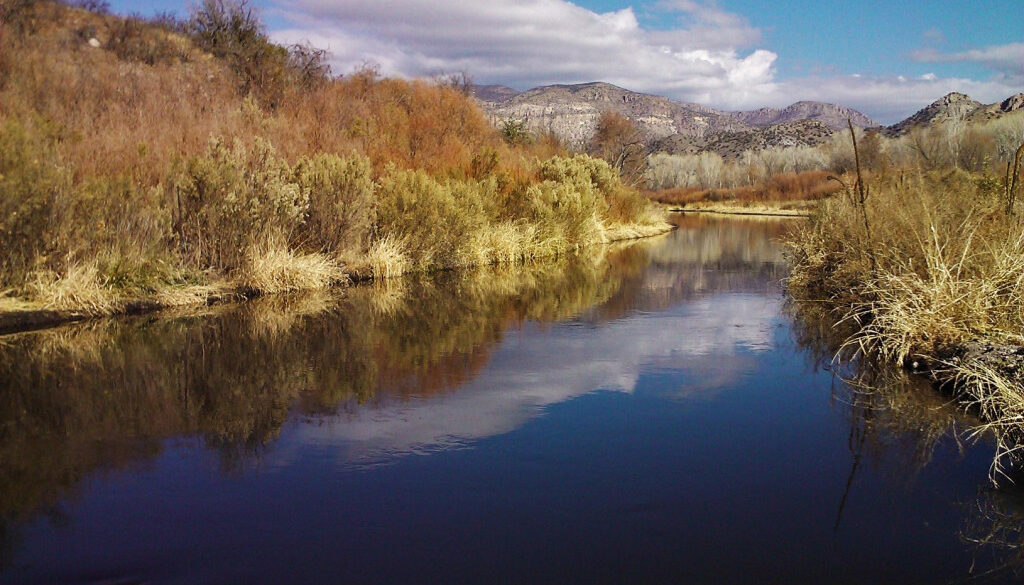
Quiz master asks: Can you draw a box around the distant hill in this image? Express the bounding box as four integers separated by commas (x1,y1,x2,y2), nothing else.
478,81,746,147
475,81,877,154
885,92,1024,136
471,84,520,103
733,101,876,131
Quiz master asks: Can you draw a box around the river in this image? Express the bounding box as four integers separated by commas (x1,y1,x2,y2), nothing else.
1,215,1022,584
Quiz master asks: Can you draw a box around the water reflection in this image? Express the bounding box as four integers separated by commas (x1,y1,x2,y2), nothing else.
0,252,630,516
788,298,1024,580
6,216,1021,583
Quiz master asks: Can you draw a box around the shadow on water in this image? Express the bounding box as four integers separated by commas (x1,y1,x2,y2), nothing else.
787,298,1024,582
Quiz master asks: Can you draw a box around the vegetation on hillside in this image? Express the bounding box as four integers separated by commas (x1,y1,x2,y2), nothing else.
0,0,667,316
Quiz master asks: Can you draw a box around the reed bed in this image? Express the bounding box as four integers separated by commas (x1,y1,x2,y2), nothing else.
785,133,1024,481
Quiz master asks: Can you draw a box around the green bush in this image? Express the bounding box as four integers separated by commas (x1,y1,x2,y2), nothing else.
375,168,488,270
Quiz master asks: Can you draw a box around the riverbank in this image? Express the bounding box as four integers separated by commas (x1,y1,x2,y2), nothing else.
667,200,814,217
0,2,672,334
785,167,1024,480
0,219,674,336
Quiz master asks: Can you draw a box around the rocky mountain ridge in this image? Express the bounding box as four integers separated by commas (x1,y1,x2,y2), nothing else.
884,91,1024,136
734,101,876,130
476,81,877,154
476,82,1024,157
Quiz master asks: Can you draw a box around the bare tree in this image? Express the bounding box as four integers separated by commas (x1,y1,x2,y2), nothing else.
588,110,646,186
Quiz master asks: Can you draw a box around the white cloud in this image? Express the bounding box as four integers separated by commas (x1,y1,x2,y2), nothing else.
279,293,781,468
773,74,1024,124
265,0,1024,123
912,42,1024,83
268,0,779,110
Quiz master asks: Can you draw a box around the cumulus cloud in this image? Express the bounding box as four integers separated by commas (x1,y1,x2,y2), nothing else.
264,0,1024,123
268,0,779,110
650,0,762,50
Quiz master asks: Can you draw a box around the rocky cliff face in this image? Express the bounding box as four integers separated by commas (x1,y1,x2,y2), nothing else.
477,81,876,153
651,120,835,160
480,82,746,148
968,92,1024,123
478,81,1024,156
471,84,520,103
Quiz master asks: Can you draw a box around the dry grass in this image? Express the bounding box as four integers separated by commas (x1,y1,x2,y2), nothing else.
363,235,412,280
237,243,346,295
26,263,122,315
648,170,843,206
786,163,1024,481
152,283,226,307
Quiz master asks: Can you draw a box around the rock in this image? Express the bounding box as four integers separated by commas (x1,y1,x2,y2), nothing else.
88,37,101,48
953,341,1024,386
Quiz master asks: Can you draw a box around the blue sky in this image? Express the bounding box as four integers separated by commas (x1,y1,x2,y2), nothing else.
106,0,1023,123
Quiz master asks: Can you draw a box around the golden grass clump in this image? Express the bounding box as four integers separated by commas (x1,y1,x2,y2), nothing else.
26,263,122,315
786,160,1024,480
788,168,1024,362
237,243,346,295
363,235,412,281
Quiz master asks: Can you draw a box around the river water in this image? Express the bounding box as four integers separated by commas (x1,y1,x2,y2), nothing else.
1,215,1023,584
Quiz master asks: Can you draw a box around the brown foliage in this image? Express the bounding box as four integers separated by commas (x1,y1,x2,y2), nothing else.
588,110,646,186
648,170,843,205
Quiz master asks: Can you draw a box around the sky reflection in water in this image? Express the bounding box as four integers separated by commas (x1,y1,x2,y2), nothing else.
1,215,1023,584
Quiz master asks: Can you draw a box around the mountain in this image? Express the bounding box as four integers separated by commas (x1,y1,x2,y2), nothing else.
969,92,1024,122
651,120,835,160
884,92,1024,136
884,92,983,136
476,81,877,153
471,84,520,103
733,101,877,131
478,82,746,147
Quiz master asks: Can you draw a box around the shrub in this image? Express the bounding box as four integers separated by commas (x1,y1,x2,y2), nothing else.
292,152,375,255
105,15,187,65
187,0,288,106
173,137,307,272
374,168,487,270
0,119,71,286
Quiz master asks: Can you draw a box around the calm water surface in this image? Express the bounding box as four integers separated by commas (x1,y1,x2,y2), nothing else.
2,215,1023,584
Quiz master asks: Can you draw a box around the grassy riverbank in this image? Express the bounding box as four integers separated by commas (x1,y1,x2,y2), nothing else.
0,1,669,321
785,161,1024,477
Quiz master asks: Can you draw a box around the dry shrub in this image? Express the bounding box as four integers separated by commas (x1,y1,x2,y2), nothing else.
374,167,488,270
648,169,841,205
173,137,308,272
0,1,664,310
104,15,188,65
787,169,1024,361
0,118,72,286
